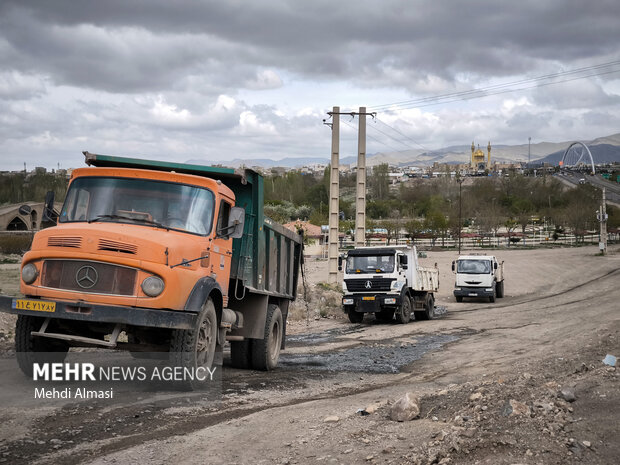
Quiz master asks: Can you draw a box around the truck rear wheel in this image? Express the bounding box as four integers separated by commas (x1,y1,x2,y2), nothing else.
395,296,412,324
496,281,504,298
347,309,364,324
15,315,69,378
170,298,217,387
230,339,252,369
415,294,435,320
252,304,282,371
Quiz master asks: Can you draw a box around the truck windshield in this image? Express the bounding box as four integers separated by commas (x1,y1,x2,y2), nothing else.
59,177,215,235
346,255,394,273
457,259,491,274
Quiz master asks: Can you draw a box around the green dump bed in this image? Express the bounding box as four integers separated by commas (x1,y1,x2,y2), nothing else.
83,152,302,300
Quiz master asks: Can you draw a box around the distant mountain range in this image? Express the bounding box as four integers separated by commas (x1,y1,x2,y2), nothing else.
186,132,620,169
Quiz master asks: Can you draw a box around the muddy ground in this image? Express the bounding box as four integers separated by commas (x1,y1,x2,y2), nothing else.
0,245,618,465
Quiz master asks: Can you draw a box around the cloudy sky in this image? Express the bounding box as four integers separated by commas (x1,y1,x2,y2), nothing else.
1,0,619,171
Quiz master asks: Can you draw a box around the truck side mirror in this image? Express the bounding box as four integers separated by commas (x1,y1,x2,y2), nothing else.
399,255,408,269
451,261,455,272
338,256,343,271
228,207,245,239
494,262,498,270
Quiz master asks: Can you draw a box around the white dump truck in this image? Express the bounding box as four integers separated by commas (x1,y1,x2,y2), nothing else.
340,246,439,324
452,255,504,303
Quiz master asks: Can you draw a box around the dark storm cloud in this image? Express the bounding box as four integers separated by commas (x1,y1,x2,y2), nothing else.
1,0,619,94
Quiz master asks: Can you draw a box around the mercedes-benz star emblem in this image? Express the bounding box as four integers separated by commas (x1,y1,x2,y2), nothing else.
365,280,372,289
76,265,98,289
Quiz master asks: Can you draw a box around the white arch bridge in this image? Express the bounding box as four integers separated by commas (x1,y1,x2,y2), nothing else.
560,141,595,174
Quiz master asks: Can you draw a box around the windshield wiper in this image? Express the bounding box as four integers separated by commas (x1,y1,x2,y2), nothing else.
89,214,132,223
90,214,167,229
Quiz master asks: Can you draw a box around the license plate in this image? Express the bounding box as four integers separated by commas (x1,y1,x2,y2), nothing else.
12,299,56,312
468,293,477,297
362,296,375,301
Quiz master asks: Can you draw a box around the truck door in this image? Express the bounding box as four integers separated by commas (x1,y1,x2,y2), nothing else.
212,199,234,298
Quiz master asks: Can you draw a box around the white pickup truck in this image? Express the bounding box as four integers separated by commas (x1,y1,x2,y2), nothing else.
452,255,504,302
340,246,439,324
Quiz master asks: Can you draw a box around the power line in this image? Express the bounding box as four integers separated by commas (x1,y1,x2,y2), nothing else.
366,122,411,150
374,118,431,152
341,118,403,153
368,59,620,112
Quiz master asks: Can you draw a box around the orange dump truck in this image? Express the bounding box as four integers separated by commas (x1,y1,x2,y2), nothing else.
0,152,302,377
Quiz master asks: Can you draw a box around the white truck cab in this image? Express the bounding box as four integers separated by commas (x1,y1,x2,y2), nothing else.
452,255,504,303
340,246,438,324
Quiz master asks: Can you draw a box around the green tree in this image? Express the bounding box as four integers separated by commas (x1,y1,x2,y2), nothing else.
369,163,390,201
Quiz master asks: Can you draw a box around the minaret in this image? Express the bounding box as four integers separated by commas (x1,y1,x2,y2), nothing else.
487,141,491,168
471,141,475,169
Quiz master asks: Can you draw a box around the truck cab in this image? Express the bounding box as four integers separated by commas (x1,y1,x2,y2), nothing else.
452,255,504,303
341,246,438,324
3,152,302,382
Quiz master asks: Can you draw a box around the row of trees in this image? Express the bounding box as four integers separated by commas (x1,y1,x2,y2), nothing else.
0,171,68,205
263,163,619,243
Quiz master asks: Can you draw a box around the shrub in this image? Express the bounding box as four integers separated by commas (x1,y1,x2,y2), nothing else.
0,234,33,254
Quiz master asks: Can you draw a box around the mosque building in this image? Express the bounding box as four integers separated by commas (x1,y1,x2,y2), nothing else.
471,141,491,172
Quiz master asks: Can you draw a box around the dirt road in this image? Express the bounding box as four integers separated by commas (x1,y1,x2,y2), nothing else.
0,245,618,464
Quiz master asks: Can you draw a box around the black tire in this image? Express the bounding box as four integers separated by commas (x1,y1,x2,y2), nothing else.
170,298,218,388
496,281,504,298
230,339,252,369
455,296,463,303
252,304,283,371
347,309,364,324
376,308,394,322
395,296,412,324
489,284,496,303
15,315,69,378
415,294,435,320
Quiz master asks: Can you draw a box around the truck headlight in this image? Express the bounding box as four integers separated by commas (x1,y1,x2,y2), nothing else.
485,288,493,292
141,276,165,297
454,287,461,291
21,263,38,284
391,280,405,291
343,298,354,305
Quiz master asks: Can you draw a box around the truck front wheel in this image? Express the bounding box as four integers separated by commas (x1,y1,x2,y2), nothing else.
347,309,364,324
395,296,412,324
170,298,218,385
252,304,283,371
15,315,69,378
496,281,504,298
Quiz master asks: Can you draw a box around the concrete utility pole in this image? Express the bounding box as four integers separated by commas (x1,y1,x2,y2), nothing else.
599,188,608,255
355,106,367,247
328,106,340,284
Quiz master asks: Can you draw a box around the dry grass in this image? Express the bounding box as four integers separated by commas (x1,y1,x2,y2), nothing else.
0,234,33,255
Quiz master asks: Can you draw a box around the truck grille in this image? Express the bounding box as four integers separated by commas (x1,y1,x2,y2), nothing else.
41,260,137,296
48,236,82,248
345,278,394,292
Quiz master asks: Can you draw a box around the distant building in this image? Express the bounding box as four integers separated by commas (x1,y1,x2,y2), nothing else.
471,141,492,172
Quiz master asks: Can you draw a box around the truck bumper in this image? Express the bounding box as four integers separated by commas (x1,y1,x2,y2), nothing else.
342,294,402,313
453,287,494,298
0,295,197,330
